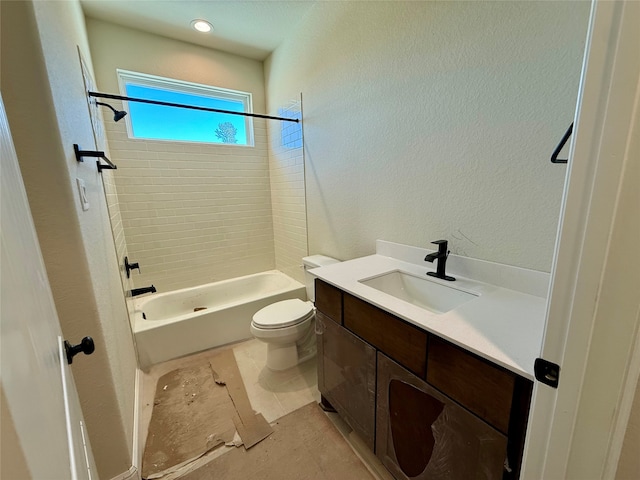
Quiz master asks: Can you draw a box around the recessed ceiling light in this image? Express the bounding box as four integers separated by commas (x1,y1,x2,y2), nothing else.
191,19,213,33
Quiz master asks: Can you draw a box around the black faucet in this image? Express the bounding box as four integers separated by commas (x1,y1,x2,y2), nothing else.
124,256,141,278
424,240,455,281
131,285,156,297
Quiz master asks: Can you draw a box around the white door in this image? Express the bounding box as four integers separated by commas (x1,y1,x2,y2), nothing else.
522,1,640,478
0,93,96,479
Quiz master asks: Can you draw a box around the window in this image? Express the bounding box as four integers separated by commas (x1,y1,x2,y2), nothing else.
117,70,254,146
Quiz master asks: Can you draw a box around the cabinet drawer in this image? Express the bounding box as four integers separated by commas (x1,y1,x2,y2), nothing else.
427,336,515,434
344,293,427,378
315,279,343,324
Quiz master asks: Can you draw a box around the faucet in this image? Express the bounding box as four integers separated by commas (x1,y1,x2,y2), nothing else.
131,285,156,297
124,256,141,278
424,240,456,281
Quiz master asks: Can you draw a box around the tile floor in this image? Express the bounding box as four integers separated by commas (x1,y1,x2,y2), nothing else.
139,339,393,480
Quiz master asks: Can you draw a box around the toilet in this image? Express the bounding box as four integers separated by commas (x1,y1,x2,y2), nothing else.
250,255,340,371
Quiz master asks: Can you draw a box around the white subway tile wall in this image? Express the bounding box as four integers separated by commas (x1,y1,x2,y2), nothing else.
101,167,136,323
103,102,275,292
268,100,308,283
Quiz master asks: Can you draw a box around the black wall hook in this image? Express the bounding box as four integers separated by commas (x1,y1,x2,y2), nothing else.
550,123,573,164
74,144,117,172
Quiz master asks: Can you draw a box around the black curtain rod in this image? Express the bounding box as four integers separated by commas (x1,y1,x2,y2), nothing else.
88,91,299,123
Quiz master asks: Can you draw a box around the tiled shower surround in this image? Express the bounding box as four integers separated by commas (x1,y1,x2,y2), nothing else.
102,99,306,293
268,101,307,283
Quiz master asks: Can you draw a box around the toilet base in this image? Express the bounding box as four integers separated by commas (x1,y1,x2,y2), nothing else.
266,343,299,371
264,321,317,371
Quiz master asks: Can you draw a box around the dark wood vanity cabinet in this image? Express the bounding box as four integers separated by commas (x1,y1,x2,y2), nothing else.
376,353,507,480
344,293,428,377
316,311,376,449
314,279,533,479
314,280,343,324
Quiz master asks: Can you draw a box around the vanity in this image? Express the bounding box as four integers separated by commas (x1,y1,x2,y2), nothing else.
312,240,549,480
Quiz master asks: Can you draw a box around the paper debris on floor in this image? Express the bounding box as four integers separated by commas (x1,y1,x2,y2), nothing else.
181,402,377,480
211,349,274,449
141,350,273,479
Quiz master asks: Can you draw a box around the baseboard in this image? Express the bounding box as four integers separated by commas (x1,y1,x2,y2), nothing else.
109,465,139,480
133,367,142,473
109,368,143,480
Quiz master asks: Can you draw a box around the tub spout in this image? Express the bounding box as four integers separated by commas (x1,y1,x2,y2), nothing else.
131,285,156,297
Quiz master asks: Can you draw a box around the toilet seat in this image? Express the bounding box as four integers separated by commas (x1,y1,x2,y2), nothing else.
252,299,314,329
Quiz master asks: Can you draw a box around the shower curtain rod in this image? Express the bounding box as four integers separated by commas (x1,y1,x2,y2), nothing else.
88,91,300,123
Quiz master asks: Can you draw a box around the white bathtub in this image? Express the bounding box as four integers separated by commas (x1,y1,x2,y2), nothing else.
133,270,305,368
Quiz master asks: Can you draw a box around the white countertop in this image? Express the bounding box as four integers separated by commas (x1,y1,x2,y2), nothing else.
311,241,549,380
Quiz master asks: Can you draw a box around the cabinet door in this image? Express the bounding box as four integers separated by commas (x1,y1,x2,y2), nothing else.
316,312,376,450
376,353,507,480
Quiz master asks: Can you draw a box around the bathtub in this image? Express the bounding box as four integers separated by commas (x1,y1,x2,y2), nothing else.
133,270,305,368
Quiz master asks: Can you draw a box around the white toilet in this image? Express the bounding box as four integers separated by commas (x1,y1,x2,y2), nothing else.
250,255,340,371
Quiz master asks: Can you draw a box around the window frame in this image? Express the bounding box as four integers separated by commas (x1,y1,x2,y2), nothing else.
116,69,254,146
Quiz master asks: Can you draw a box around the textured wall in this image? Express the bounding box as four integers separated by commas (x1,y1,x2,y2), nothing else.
268,99,308,283
265,1,590,271
87,19,274,292
1,1,137,477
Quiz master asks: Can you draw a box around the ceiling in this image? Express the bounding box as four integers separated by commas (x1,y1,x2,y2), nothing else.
80,0,317,61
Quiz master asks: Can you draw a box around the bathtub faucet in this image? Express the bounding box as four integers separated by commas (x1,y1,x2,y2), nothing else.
131,285,157,297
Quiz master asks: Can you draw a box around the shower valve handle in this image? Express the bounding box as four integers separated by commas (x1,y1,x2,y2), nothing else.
124,256,140,278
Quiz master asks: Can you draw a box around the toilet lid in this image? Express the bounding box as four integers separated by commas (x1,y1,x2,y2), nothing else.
253,299,314,329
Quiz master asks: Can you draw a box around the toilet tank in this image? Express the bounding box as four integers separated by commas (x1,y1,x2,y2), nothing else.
302,255,340,302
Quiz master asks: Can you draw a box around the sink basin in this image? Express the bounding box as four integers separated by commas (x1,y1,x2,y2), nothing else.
359,270,478,314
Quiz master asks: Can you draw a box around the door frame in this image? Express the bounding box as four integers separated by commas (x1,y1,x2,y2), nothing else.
522,1,640,478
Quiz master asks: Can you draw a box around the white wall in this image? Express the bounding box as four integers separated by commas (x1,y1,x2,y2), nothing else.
87,19,275,292
265,1,590,271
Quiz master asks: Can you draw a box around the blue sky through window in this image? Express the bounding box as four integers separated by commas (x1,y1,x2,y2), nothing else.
125,84,248,144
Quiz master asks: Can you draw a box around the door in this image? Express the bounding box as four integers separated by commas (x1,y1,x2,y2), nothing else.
0,93,96,479
523,1,640,478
